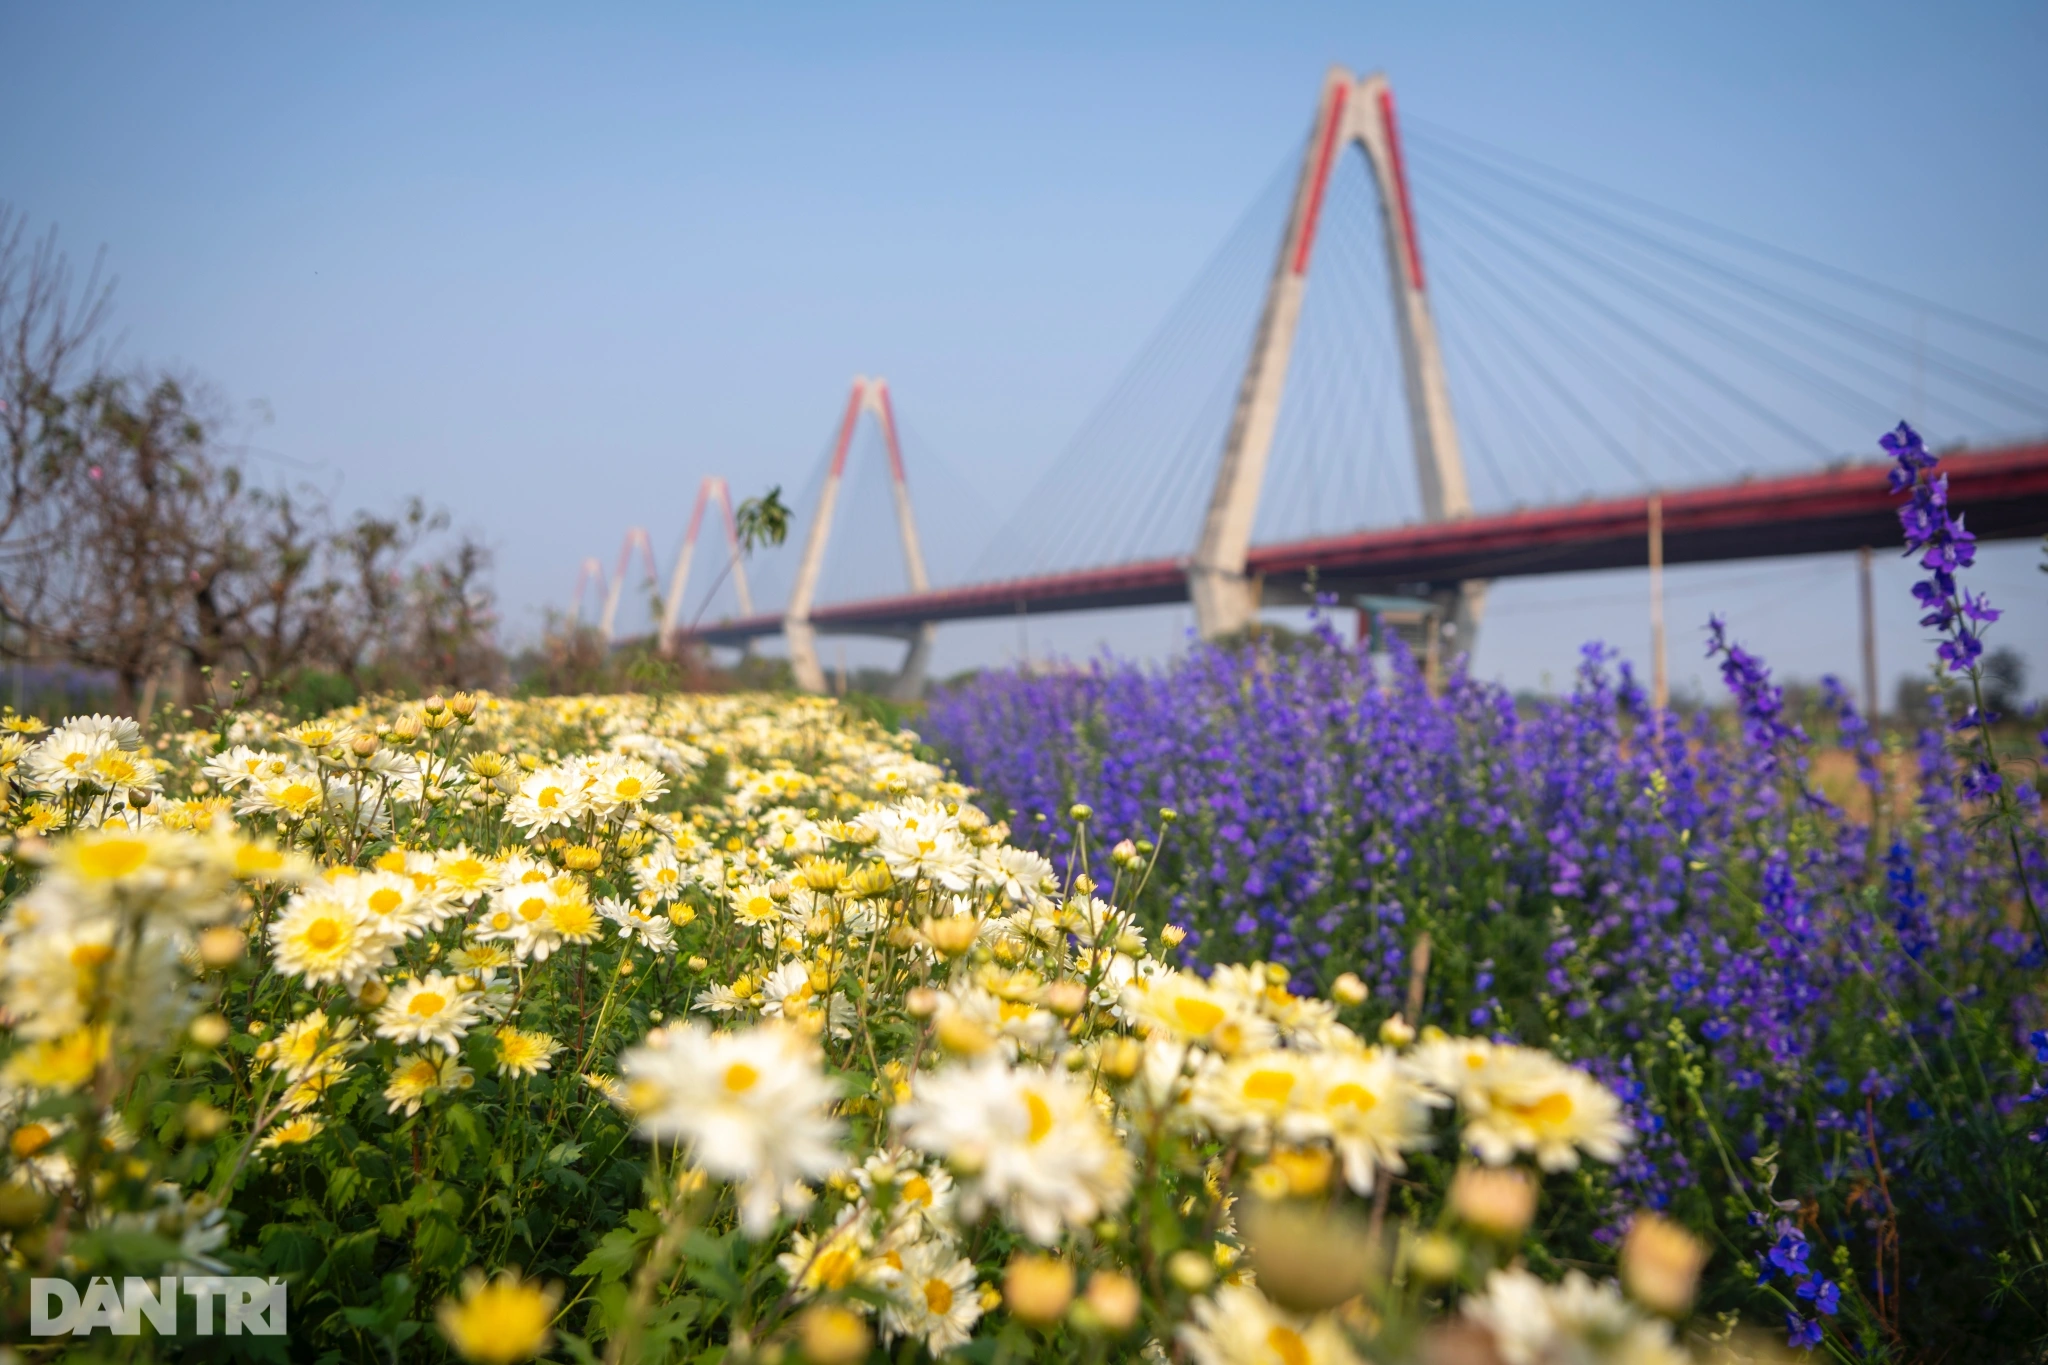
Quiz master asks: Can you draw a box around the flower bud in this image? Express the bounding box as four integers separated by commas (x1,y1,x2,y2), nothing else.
188,1013,231,1048
1409,1232,1463,1284
1043,980,1088,1018
1068,803,1093,823
1004,1255,1075,1325
1097,1037,1143,1082
905,987,940,1019
423,695,446,715
449,692,478,719
1160,924,1187,948
687,955,709,972
1449,1165,1536,1240
796,1304,871,1365
1378,1015,1417,1047
923,915,980,958
1158,806,1178,823
349,733,380,759
1082,1271,1140,1333
198,927,246,968
184,1102,228,1140
936,1013,994,1057
1330,972,1368,1006
1621,1211,1708,1316
390,713,423,742
562,845,603,871
1110,838,1139,867
356,978,390,1009
1165,1249,1214,1293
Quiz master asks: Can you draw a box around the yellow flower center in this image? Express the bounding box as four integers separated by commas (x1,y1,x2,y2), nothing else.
1512,1091,1574,1127
813,1247,859,1290
490,911,513,931
1267,1325,1310,1365
69,942,114,969
305,918,344,951
1023,1088,1055,1144
1242,1069,1297,1105
408,992,447,1018
1326,1082,1378,1113
616,777,642,799
723,1062,760,1094
518,897,548,922
537,786,563,810
902,1175,933,1207
279,782,317,808
77,837,150,880
1173,996,1226,1034
368,888,404,915
924,1278,954,1316
11,1122,53,1158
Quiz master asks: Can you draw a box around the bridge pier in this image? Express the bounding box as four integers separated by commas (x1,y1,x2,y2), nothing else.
1188,66,1484,655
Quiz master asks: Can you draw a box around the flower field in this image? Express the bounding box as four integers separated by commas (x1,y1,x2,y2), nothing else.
3,689,1713,1363
928,428,2048,1360
0,426,2037,1364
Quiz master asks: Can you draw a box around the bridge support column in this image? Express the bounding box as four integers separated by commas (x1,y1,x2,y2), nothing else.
1189,67,1484,653
783,377,938,695
888,623,936,703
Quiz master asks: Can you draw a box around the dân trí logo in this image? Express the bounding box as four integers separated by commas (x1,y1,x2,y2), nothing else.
30,1276,286,1337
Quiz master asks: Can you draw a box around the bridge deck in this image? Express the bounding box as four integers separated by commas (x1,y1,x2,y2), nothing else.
686,441,2048,644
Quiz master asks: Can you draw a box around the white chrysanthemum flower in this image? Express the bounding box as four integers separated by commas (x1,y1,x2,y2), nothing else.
775,1206,880,1300
880,1238,982,1354
1458,1049,1633,1171
270,889,387,988
1123,969,1278,1054
1310,1043,1439,1194
375,973,484,1055
434,847,499,904
239,768,327,821
1178,1283,1360,1365
631,849,686,902
494,1026,561,1078
979,845,1054,905
1404,1033,1504,1110
383,1051,473,1116
201,745,287,791
598,897,676,953
25,729,113,794
1464,1267,1688,1365
1188,1049,1325,1155
588,754,667,814
506,763,589,833
1207,962,1343,1050
616,1021,846,1237
349,870,443,941
892,1057,1132,1245
857,1147,957,1235
58,714,145,752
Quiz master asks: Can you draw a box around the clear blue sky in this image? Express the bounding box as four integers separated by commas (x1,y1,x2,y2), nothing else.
5,1,2044,702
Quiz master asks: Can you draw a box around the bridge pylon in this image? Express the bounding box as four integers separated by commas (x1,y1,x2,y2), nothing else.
1190,66,1484,653
659,476,754,651
783,377,936,700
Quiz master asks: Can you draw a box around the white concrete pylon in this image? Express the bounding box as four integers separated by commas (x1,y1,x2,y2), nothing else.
660,476,753,650
569,556,605,626
598,527,657,643
783,377,937,697
1189,67,1483,647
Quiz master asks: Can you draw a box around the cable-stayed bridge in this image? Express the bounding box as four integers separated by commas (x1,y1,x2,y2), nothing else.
583,66,2048,699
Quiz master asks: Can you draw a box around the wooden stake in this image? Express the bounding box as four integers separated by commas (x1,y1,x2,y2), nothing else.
1648,493,1667,711
1859,546,1879,719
